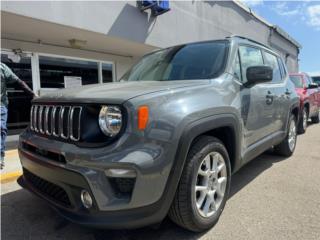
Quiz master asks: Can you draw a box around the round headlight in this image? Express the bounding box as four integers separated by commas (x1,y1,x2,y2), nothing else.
99,106,122,137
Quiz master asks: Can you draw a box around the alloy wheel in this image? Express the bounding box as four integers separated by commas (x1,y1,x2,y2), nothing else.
303,110,308,130
194,152,227,218
288,119,297,152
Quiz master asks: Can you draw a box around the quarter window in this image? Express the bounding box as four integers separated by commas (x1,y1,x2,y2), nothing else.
264,52,282,83
239,46,264,82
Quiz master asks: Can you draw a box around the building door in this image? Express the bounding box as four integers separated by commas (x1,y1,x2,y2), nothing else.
1,51,33,135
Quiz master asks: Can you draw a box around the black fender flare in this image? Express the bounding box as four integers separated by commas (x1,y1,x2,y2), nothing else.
288,101,301,130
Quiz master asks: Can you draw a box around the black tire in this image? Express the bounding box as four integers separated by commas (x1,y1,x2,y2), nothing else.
311,110,320,124
274,114,297,157
297,107,308,134
168,136,231,232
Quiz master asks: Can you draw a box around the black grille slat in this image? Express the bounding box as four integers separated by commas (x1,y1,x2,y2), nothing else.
22,142,66,164
53,106,61,137
30,104,82,141
34,105,39,132
70,107,82,141
61,106,71,139
23,169,71,207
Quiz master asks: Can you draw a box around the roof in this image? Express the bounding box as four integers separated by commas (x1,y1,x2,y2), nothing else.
233,0,302,49
227,35,271,50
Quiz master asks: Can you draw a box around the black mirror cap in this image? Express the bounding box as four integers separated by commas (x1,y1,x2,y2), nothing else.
245,66,273,86
308,83,319,89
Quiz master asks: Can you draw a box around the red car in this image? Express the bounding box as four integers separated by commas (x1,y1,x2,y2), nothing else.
289,72,320,133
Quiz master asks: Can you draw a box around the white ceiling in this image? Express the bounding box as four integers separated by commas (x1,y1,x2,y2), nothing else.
1,11,156,58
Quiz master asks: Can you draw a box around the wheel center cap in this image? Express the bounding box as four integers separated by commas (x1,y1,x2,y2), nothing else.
208,178,217,190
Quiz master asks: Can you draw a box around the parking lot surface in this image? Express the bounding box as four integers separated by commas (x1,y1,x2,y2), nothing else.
1,123,320,240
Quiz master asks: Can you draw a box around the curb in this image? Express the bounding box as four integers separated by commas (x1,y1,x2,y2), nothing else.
5,149,18,157
0,171,22,184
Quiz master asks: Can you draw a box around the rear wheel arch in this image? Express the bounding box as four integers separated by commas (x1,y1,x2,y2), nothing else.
291,106,299,123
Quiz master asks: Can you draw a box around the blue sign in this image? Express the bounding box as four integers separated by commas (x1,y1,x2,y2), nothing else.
137,0,170,16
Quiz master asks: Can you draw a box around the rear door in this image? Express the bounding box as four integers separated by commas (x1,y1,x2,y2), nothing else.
262,51,288,133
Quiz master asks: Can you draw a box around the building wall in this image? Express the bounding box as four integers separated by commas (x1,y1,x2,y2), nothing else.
2,1,300,72
2,38,135,80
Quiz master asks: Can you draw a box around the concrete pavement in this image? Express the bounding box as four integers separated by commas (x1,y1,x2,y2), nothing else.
1,123,320,240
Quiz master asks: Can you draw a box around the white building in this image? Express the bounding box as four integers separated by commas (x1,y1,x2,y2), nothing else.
1,0,301,133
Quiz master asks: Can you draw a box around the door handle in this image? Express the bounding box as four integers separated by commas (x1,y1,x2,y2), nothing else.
285,89,292,95
266,91,274,105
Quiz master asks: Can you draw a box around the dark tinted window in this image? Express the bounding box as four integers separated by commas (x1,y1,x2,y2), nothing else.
290,75,304,88
312,76,320,84
102,63,113,83
264,51,282,83
239,46,264,82
121,41,228,81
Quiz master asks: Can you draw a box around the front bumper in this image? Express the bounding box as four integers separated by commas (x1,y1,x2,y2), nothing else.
18,130,179,228
18,148,171,229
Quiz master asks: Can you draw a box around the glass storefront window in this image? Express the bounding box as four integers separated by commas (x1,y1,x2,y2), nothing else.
39,56,99,88
1,53,33,133
1,51,114,134
102,63,113,83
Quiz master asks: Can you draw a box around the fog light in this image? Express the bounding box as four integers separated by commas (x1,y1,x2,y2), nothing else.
80,190,93,209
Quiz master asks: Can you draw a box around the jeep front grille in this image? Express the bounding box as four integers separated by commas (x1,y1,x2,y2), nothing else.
30,104,82,141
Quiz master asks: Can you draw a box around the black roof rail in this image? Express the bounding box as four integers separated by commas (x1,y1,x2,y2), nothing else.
226,35,271,50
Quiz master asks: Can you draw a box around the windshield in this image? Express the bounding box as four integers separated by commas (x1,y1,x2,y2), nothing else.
290,75,304,88
121,41,228,81
312,76,320,84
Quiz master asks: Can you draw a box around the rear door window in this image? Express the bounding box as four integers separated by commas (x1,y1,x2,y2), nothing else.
290,75,304,88
264,51,282,83
278,58,287,79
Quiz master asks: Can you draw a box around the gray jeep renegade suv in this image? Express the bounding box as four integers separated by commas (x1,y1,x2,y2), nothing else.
18,36,300,232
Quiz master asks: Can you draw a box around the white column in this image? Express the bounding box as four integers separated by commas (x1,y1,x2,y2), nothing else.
112,63,117,82
31,53,41,95
98,62,103,84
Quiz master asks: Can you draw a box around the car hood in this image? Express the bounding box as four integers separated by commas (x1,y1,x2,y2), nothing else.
36,80,210,104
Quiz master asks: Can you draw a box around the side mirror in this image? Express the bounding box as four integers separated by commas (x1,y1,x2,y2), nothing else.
308,83,319,89
245,66,273,87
